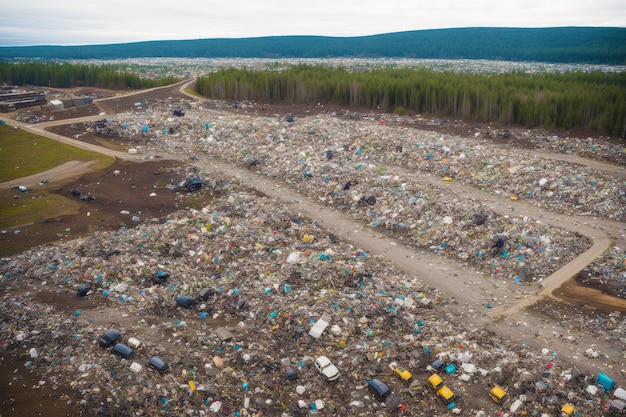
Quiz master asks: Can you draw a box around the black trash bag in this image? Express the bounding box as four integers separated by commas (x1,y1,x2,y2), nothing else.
77,283,90,297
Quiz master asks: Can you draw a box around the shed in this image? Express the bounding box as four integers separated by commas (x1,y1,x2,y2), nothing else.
48,99,64,110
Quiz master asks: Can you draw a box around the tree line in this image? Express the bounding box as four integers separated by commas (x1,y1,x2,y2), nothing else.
194,65,626,138
1,27,624,64
0,62,180,89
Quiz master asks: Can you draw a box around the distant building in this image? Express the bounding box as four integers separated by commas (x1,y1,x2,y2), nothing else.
0,86,47,112
48,99,64,111
67,97,93,107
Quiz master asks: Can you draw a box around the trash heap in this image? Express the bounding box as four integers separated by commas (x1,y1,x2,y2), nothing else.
476,125,626,166
578,245,626,299
532,297,626,350
2,183,623,416
102,101,626,221
85,104,598,286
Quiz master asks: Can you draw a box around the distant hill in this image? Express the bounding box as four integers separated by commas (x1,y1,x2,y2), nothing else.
1,27,625,64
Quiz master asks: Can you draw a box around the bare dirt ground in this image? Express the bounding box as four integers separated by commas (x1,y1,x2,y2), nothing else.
0,158,209,256
1,82,204,257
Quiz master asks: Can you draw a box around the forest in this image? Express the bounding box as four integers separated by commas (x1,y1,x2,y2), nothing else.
1,27,624,64
2,60,624,138
0,62,180,89
194,65,626,138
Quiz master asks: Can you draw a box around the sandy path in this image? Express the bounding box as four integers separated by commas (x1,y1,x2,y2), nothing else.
195,159,617,316
0,160,96,190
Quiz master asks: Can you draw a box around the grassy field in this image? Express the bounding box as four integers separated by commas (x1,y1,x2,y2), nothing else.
0,124,113,183
0,124,113,229
0,191,81,229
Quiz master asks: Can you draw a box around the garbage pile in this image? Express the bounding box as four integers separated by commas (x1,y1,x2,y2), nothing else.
476,125,626,166
79,104,600,286
2,184,624,416
578,245,626,299
532,297,626,349
96,101,626,222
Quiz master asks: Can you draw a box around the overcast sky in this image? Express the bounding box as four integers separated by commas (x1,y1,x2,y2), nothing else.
1,0,625,46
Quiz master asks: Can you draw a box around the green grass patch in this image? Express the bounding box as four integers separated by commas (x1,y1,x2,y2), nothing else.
183,87,204,99
154,177,170,190
0,191,80,228
0,125,113,183
186,194,207,209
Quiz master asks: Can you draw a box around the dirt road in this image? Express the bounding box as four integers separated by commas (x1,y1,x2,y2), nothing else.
0,160,96,190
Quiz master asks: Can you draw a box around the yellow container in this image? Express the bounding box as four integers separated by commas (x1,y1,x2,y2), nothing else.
436,385,455,404
561,403,574,415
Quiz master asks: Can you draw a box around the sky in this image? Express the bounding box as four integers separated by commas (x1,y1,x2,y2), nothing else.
1,0,625,47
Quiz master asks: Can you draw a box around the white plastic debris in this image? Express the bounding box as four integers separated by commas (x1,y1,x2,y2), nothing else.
209,401,222,412
309,312,331,339
615,388,626,401
286,251,301,264
462,363,477,374
127,337,141,349
329,324,342,335
510,399,523,413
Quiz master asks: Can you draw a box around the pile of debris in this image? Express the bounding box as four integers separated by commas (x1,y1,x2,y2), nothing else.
3,95,625,416
86,104,598,285
2,186,624,416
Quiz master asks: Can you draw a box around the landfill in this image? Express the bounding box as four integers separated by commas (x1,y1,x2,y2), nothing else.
2,94,626,416
0,184,620,416
79,99,626,286
100,101,626,221
578,245,626,299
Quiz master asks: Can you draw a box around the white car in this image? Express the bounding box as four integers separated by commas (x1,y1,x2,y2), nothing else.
314,355,340,381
